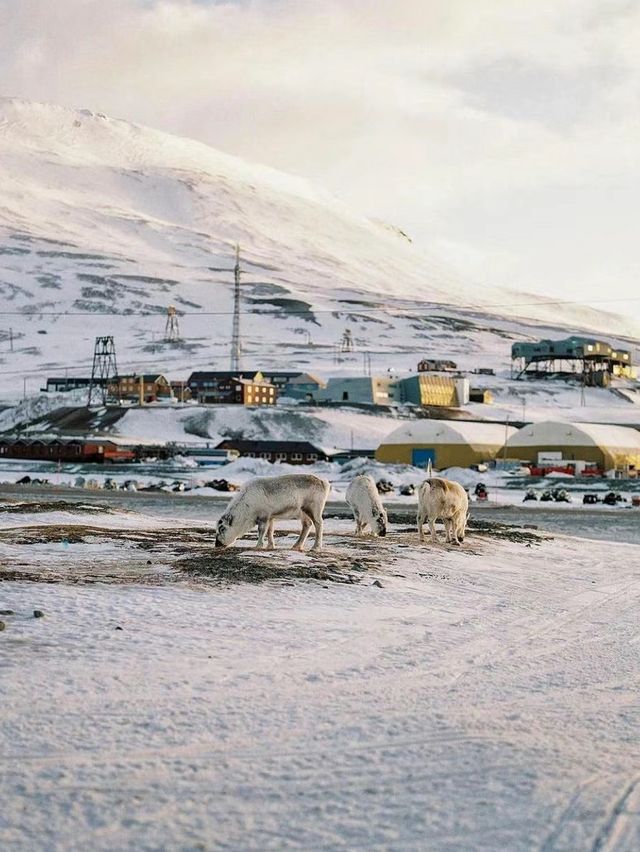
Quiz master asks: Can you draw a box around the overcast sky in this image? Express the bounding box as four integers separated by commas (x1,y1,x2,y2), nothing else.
2,0,640,307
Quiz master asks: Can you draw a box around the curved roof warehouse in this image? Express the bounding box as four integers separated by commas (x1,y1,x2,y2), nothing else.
504,421,640,471
376,420,516,468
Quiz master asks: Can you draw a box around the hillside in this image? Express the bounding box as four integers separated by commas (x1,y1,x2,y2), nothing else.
1,97,639,406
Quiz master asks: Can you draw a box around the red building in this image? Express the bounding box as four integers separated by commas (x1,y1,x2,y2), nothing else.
0,437,137,464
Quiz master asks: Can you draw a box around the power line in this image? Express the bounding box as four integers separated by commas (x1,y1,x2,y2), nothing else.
1,295,640,319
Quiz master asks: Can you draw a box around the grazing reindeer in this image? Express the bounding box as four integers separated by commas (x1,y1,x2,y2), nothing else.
215,474,330,552
346,474,388,537
417,478,469,545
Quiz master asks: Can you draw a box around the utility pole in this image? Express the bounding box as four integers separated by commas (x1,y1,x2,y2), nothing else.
9,328,13,352
230,244,242,373
503,414,509,463
363,351,372,376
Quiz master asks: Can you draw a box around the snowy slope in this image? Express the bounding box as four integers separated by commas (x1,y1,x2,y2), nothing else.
2,506,639,849
1,96,639,403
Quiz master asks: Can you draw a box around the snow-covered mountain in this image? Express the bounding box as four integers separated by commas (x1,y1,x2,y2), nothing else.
0,97,638,399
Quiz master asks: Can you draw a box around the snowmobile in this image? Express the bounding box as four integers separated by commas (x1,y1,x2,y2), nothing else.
523,488,538,502
376,479,395,494
553,488,571,503
582,493,599,505
540,490,554,502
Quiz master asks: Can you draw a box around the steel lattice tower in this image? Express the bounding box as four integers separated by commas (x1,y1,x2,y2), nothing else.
87,335,119,407
230,244,242,373
164,305,180,342
341,328,354,353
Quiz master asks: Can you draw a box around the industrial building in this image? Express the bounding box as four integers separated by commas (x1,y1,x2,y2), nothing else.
503,421,640,473
263,372,326,401
216,439,335,464
319,374,469,408
45,377,103,393
469,388,494,404
319,376,398,405
511,336,634,383
376,420,515,468
399,374,469,407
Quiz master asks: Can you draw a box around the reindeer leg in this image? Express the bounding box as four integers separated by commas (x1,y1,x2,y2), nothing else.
255,519,266,549
265,518,276,550
291,514,312,552
310,510,324,552
445,519,453,543
429,518,438,543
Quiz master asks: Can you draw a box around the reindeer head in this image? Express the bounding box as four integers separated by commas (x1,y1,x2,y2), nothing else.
374,506,388,537
215,509,240,548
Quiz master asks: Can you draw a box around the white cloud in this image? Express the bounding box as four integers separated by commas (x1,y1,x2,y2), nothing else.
1,0,640,303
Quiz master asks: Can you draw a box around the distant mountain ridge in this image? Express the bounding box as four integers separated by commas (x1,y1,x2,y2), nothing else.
0,97,637,398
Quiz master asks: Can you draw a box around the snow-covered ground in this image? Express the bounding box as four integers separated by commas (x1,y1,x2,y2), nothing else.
1,501,639,850
1,96,639,410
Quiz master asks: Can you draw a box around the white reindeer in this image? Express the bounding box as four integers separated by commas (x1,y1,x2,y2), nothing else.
346,474,388,537
215,473,330,552
417,478,469,545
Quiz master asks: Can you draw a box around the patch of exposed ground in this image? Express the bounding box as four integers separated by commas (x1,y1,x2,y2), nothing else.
0,500,118,515
0,523,384,586
0,500,545,589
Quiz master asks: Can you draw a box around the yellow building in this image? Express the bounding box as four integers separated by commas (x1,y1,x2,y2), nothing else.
376,420,515,468
503,421,640,472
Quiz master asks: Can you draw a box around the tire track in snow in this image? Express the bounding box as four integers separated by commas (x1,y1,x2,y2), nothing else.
590,774,640,852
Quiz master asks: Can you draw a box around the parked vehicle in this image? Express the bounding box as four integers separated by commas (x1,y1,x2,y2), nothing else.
582,493,599,505
552,488,571,503
474,482,489,501
376,479,395,494
523,488,538,502
603,492,627,506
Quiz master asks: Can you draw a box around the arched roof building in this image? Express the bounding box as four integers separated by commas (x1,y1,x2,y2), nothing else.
376,420,515,468
504,420,640,471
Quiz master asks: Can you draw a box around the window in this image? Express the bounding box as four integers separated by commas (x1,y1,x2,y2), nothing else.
291,452,303,461
245,452,255,458
276,452,287,460
260,452,271,459
306,453,318,461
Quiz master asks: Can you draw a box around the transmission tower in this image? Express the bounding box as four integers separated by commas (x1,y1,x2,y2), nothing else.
230,244,242,373
164,305,180,342
341,328,354,353
87,335,119,407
